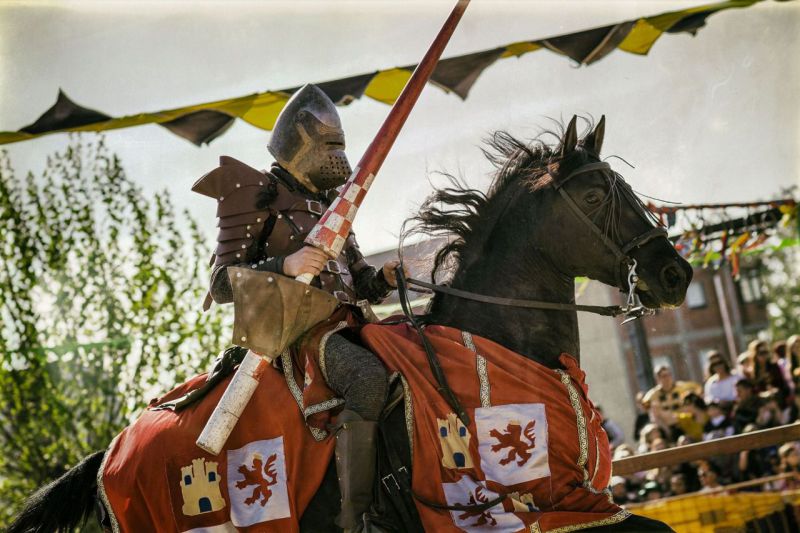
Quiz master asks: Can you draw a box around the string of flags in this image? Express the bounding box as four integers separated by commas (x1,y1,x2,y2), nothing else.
651,198,799,277
1,0,779,147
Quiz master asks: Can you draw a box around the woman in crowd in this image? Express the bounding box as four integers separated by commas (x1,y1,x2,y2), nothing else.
745,339,791,405
787,334,800,377
637,423,669,454
675,393,709,442
703,351,740,405
775,442,800,490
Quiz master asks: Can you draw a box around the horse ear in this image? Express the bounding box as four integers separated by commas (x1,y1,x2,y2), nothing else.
584,115,605,155
560,115,579,157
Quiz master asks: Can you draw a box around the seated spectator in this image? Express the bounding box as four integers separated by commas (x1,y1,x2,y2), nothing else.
703,400,734,440
610,476,632,505
756,392,784,429
732,378,760,434
669,473,689,496
737,351,751,379
773,340,795,395
637,422,668,454
745,339,791,405
675,393,709,442
637,480,664,502
703,351,740,405
698,462,724,493
787,335,800,376
597,405,625,450
776,442,800,490
643,365,702,440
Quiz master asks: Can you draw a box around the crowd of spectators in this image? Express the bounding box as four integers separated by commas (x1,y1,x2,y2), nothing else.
608,336,800,505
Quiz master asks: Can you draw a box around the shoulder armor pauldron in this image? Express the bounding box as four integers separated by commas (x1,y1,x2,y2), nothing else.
192,156,273,266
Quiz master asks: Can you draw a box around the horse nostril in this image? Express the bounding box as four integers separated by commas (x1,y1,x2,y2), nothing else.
659,262,686,290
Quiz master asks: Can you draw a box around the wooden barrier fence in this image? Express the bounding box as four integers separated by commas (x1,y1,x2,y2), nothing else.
612,423,800,475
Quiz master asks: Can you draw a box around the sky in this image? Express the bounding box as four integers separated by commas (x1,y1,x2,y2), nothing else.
1,0,798,255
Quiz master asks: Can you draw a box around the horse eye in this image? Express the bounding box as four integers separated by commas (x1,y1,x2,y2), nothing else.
585,192,601,205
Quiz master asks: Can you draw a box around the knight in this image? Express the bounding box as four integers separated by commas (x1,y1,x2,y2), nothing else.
192,84,399,529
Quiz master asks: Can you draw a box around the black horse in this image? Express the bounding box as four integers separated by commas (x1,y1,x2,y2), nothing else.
10,116,690,532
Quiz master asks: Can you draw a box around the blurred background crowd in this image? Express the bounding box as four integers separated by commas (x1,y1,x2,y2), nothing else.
605,336,800,504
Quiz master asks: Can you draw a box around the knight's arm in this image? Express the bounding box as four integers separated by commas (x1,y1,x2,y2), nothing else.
209,253,284,305
345,233,394,304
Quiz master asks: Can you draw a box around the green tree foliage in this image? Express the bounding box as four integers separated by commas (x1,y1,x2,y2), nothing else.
761,222,800,340
0,137,229,525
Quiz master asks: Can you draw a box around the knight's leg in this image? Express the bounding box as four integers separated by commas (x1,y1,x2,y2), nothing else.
324,333,387,530
324,333,388,421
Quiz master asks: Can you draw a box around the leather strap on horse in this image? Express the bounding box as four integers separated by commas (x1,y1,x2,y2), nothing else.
395,267,470,427
406,277,627,317
378,395,506,518
552,161,667,289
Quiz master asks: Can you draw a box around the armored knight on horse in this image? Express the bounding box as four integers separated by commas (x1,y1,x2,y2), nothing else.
192,83,402,529
9,2,694,532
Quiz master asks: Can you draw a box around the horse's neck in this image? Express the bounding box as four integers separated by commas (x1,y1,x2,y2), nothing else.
429,251,581,369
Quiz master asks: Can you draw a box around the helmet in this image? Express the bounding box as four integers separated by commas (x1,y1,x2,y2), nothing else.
268,84,352,191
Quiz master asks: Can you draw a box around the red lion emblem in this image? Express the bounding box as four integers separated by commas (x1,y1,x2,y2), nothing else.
489,420,536,466
456,486,498,527
236,453,279,506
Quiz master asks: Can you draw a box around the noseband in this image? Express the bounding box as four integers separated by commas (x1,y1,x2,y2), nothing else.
400,160,667,321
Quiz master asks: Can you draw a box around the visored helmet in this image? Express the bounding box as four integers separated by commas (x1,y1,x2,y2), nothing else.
267,84,352,191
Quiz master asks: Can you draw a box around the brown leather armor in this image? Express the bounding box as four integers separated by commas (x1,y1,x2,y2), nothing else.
193,156,381,310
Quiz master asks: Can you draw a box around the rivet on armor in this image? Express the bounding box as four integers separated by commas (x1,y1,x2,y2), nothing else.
247,225,251,230
251,264,256,269
219,196,224,201
290,235,295,240
236,272,242,278
241,244,246,249
277,214,282,219
236,253,241,258
299,226,304,231
268,277,274,282
236,183,241,188
289,215,294,220
305,290,311,295
259,260,264,265
241,336,247,342
259,181,263,186
246,233,251,238
256,218,261,223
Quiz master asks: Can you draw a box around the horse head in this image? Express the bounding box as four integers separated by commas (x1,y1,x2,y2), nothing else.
495,115,692,309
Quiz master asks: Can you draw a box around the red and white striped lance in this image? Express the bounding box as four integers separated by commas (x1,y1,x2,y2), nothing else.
301,0,471,265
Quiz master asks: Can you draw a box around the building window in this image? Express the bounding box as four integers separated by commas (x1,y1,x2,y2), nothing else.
685,281,707,309
738,270,765,304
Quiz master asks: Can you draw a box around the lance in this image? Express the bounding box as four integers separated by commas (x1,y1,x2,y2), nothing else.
197,0,471,455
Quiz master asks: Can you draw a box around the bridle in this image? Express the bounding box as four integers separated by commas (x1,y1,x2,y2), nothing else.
400,160,668,321
551,161,667,294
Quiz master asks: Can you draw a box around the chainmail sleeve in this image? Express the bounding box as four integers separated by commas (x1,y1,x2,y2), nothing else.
344,233,394,304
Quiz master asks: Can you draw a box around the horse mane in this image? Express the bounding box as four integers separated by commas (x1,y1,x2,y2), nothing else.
403,119,599,281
